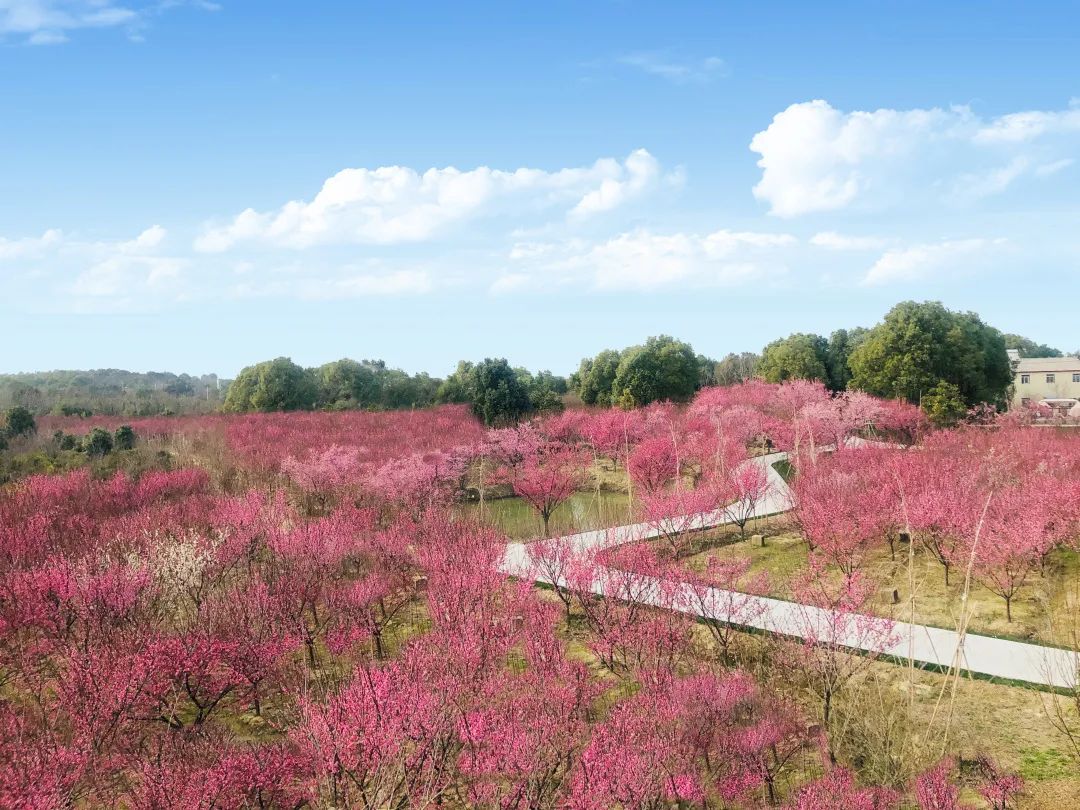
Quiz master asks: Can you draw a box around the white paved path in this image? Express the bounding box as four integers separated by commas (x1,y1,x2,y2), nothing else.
500,450,1079,690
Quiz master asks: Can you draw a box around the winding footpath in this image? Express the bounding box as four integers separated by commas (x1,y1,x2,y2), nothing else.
500,449,1079,690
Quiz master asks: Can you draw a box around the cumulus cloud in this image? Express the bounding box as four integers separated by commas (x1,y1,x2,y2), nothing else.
195,150,673,252
862,238,1004,286
750,99,1080,216
500,227,796,293
0,1,218,44
617,52,728,84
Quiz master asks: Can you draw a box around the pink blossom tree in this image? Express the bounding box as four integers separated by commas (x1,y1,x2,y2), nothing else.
786,766,899,810
784,564,899,732
682,556,769,663
510,444,586,537
716,459,773,540
627,433,681,495
912,758,964,810
641,485,718,558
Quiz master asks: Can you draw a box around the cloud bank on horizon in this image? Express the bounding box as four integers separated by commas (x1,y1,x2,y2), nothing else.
5,97,1077,313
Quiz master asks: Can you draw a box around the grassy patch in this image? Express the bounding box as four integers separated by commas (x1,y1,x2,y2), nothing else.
1019,747,1076,781
679,528,1080,647
772,458,795,483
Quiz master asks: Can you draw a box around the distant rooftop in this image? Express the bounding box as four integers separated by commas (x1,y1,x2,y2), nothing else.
1015,356,1080,373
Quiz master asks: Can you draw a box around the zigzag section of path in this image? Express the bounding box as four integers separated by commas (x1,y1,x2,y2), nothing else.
500,449,1079,690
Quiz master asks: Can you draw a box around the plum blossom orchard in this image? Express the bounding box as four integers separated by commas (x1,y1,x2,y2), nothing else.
2,386,1071,807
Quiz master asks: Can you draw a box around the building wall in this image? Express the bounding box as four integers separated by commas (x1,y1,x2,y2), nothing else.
1013,369,1080,407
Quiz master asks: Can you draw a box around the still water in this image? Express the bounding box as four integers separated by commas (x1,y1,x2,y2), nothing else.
457,490,632,541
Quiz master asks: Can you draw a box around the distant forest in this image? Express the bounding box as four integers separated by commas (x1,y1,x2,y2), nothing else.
0,369,229,417
1,301,1072,422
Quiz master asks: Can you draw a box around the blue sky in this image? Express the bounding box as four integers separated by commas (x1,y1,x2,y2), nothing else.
2,1,1079,377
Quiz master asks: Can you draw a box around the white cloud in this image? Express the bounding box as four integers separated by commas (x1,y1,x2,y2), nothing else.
0,228,63,259
973,106,1080,143
617,52,728,84
501,227,796,292
0,224,187,311
69,255,184,298
862,238,1002,286
750,99,1080,216
951,156,1032,201
0,1,217,44
1035,158,1074,177
569,149,663,217
810,231,890,251
196,150,672,252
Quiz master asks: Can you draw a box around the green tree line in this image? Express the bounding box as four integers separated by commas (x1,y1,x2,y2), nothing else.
3,300,1066,431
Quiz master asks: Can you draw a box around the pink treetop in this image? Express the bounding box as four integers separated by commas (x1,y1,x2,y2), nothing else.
913,758,966,810
973,756,1024,810
873,398,927,445
793,452,895,574
682,555,769,662
579,408,645,465
367,450,466,516
627,434,681,495
641,485,719,558
786,767,899,810
483,423,545,470
510,444,586,537
280,444,363,495
567,669,776,810
454,603,599,810
691,379,779,412
709,457,772,538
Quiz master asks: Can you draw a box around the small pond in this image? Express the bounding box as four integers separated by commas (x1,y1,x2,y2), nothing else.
457,489,632,541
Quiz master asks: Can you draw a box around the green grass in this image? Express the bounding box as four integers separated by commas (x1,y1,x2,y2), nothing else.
1019,747,1077,781
772,458,795,483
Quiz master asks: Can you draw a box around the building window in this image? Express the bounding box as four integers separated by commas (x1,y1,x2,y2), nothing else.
1020,374,1030,384
1074,373,1080,383
1046,374,1056,383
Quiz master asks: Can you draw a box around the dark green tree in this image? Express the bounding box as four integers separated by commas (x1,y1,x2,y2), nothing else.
435,361,476,405
114,425,137,451
696,354,720,388
4,406,36,438
848,301,1011,408
611,336,699,408
82,427,114,457
317,359,381,408
824,328,868,392
520,369,566,414
922,381,968,427
1002,334,1062,358
468,358,532,426
572,350,621,406
223,358,319,412
758,334,831,386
